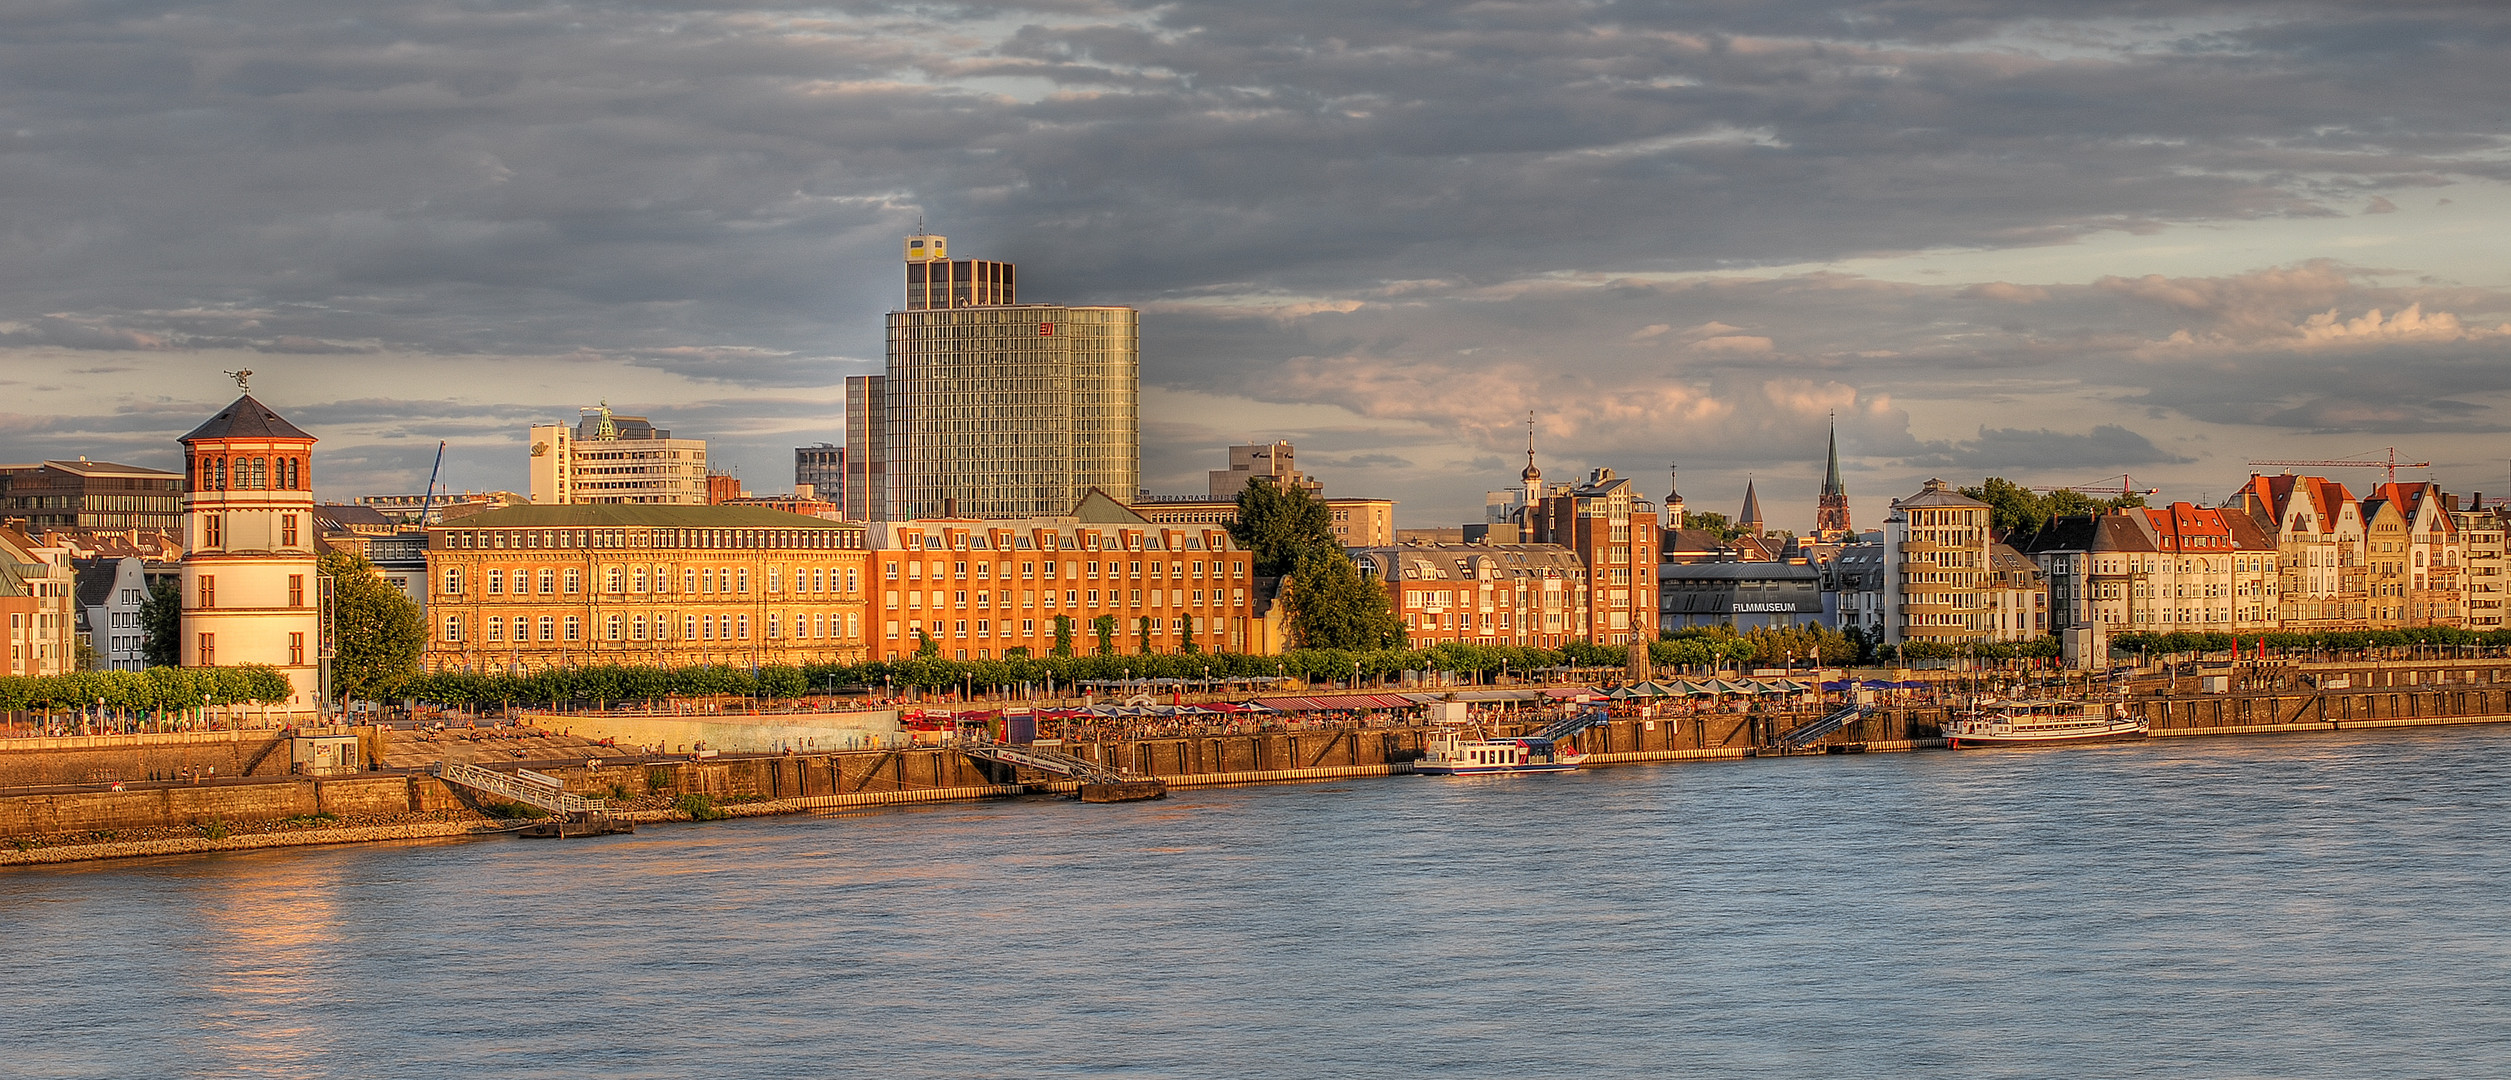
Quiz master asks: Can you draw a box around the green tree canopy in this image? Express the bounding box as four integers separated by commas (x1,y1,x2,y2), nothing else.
139,575,181,668
1287,548,1406,651
1228,480,1336,577
320,548,423,703
1961,477,2150,538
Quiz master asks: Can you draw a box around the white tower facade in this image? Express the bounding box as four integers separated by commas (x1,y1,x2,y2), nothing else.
180,392,324,715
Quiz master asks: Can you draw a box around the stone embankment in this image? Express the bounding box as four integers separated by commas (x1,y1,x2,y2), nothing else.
13,657,2511,865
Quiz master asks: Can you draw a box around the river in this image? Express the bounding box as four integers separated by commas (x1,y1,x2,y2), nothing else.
9,725,2511,1078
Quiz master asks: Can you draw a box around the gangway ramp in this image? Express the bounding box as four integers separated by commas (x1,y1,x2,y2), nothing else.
959,743,1130,785
960,743,1165,801
431,760,607,815
1776,704,1870,751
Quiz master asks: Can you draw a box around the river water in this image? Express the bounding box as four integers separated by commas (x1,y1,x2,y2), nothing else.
9,726,2511,1079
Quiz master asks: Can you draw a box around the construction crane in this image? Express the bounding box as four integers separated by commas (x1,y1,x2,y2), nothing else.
414,441,446,526
2247,447,2430,487
2030,474,2157,498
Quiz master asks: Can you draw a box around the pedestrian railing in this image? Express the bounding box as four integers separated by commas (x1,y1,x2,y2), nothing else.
430,760,605,814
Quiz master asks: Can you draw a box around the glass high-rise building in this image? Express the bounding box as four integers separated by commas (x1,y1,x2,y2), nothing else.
858,233,1139,520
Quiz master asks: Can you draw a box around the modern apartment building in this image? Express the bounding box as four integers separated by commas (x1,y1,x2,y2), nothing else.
1880,479,1993,647
178,392,324,713
1353,543,1590,648
421,504,870,672
2453,499,2504,630
864,507,1258,661
528,404,708,506
856,234,1139,521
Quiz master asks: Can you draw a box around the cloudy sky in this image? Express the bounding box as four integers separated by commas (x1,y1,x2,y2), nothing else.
5,0,2510,530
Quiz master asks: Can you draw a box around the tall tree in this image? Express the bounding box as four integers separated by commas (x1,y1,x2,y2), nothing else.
1965,477,2152,539
1228,480,1336,577
320,549,424,702
1287,548,1406,651
1961,477,2047,537
139,575,181,668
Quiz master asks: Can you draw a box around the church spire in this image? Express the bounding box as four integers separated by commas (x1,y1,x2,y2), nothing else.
1814,413,1854,542
1739,477,1765,535
1822,414,1844,496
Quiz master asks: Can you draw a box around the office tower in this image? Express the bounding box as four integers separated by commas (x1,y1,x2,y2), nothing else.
844,376,884,521
528,403,708,505
872,233,1139,520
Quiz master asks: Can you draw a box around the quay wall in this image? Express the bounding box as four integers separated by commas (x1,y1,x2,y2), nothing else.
16,658,2511,850
531,708,902,756
0,728,302,790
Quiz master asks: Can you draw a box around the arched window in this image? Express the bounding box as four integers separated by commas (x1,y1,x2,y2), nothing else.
607,615,623,641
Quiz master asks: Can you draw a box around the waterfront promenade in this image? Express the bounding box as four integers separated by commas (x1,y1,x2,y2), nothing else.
8,655,2511,865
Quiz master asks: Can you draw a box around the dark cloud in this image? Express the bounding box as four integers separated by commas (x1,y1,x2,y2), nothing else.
7,1,2511,520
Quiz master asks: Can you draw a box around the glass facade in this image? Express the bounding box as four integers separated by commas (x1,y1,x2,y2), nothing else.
882,305,1139,520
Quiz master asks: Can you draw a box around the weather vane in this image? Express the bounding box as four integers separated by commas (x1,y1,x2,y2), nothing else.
223,368,253,392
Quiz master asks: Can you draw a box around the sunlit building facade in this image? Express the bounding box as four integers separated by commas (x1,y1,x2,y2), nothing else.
867,234,1139,521
422,505,869,672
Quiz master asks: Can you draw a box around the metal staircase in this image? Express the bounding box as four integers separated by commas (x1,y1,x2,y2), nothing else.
1776,704,1870,751
959,743,1128,785
430,760,606,815
1533,706,1611,743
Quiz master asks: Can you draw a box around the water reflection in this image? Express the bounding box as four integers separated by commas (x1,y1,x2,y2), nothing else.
6,727,2511,1079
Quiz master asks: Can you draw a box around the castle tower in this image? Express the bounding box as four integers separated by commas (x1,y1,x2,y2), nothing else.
1738,478,1766,536
179,380,323,715
1814,417,1853,542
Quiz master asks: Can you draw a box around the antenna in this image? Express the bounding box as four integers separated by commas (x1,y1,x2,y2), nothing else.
222,369,253,393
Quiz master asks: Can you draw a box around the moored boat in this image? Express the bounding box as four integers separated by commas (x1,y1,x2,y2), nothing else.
1944,699,2147,749
1416,726,1584,775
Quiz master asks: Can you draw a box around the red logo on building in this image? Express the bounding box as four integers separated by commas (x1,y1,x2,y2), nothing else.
1038,322,1054,337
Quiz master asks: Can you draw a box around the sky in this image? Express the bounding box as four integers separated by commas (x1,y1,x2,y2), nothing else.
5,0,2511,532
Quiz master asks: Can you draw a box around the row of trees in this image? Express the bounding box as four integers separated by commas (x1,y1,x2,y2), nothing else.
382,633,1875,710
0,665,295,712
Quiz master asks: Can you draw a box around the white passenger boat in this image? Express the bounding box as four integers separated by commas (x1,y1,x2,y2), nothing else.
1416,727,1584,775
1944,699,2148,749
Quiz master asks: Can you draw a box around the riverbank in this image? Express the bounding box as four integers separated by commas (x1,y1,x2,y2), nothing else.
14,663,2511,867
